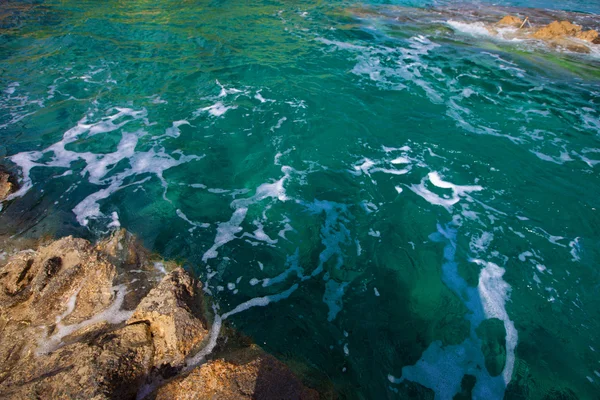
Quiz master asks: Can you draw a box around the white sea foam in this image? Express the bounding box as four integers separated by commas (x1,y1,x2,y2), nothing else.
261,249,304,287
38,285,132,354
198,102,235,117
391,156,410,164
304,200,350,276
202,207,248,262
352,157,410,180
186,283,298,367
242,220,278,245
569,237,581,262
518,251,533,262
320,34,442,102
469,231,493,255
473,259,518,385
270,117,287,132
447,21,493,37
153,262,167,275
277,216,295,239
202,167,292,262
6,107,202,228
164,120,190,138
383,145,411,153
176,209,210,232
368,229,380,238
7,108,145,200
409,172,482,210
107,211,121,228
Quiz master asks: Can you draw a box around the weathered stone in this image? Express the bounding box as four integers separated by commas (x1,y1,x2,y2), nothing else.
96,229,173,310
0,233,322,399
128,268,208,370
576,29,599,43
0,237,117,326
0,168,16,202
154,353,319,400
497,15,523,27
0,323,154,399
0,233,162,397
532,20,582,40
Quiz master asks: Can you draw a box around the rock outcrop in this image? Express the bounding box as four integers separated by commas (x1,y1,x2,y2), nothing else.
532,20,599,44
128,268,208,370
576,29,599,43
154,352,319,400
0,230,319,399
497,15,523,27
0,167,16,202
488,17,600,53
533,20,582,39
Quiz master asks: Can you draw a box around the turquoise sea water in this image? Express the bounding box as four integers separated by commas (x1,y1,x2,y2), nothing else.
1,0,600,398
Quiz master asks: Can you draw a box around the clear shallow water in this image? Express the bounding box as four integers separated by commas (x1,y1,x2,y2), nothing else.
1,0,600,399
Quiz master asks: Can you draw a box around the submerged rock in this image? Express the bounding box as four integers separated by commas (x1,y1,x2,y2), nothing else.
0,230,319,399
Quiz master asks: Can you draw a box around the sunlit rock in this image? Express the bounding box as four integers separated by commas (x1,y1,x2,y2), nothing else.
496,16,523,27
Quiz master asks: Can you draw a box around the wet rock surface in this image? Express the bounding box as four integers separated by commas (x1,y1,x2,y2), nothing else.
0,230,319,399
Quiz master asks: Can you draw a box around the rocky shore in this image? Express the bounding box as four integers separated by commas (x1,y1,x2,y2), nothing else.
351,5,600,55
491,16,599,53
0,170,320,400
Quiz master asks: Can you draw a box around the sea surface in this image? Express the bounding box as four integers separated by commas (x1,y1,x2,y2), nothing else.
1,0,600,398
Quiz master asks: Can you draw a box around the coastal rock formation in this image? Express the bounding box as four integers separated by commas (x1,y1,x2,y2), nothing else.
0,168,16,202
533,21,582,39
154,352,319,400
0,230,318,399
488,17,600,53
496,15,523,27
128,268,209,370
532,20,599,43
576,29,599,43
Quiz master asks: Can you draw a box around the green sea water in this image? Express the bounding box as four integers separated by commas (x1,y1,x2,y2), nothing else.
1,0,600,399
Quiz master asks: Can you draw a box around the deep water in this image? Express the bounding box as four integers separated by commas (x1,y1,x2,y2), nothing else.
1,0,600,399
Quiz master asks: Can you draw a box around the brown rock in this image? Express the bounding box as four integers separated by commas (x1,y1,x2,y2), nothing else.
96,229,175,310
128,268,209,370
0,168,17,202
0,233,197,398
0,322,154,399
0,236,128,390
533,20,582,40
0,236,118,325
497,16,523,27
576,29,599,43
0,232,323,399
154,354,319,400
